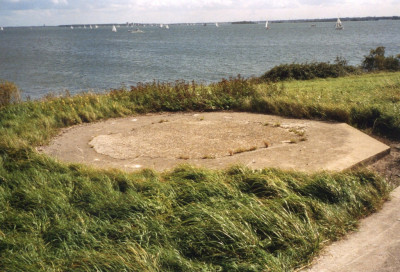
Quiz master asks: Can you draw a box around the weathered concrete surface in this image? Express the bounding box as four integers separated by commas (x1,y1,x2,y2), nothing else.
39,112,390,172
303,185,400,272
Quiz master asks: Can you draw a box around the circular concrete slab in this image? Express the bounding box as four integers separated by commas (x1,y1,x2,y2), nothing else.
39,112,390,172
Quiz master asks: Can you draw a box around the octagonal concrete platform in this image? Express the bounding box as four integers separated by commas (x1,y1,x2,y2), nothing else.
39,112,390,172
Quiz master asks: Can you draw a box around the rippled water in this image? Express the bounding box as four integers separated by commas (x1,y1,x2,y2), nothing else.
0,20,399,99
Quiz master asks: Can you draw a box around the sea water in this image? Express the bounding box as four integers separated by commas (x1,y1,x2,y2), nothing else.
0,20,399,99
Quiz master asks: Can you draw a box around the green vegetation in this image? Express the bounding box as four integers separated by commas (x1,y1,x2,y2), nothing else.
362,47,400,72
251,72,400,139
260,58,359,82
259,47,400,82
0,157,390,271
1,63,399,270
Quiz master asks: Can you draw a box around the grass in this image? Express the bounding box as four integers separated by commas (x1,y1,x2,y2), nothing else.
250,72,400,139
0,159,390,271
0,72,398,271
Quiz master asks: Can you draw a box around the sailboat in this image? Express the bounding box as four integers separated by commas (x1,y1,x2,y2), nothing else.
95,25,98,29
112,25,117,32
70,26,74,29
335,18,343,30
265,20,269,30
89,25,92,29
165,25,169,29
0,27,3,31
215,22,219,27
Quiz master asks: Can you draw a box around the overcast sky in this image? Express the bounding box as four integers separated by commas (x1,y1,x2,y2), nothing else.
1,0,399,26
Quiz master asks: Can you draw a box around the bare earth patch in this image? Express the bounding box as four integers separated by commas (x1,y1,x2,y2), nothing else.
39,111,389,172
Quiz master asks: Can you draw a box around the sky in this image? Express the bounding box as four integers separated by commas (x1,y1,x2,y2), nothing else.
0,0,399,26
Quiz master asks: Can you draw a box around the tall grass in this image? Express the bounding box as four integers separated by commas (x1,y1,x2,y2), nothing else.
0,154,390,271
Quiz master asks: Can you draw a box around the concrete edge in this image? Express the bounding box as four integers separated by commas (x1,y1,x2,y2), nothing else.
346,146,391,171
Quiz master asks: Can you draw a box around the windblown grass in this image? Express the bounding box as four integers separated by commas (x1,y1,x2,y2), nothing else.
0,154,390,271
0,73,397,271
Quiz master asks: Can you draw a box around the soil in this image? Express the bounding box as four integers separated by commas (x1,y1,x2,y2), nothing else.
367,139,400,187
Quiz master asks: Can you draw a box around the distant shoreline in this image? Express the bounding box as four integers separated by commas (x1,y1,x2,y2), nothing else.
56,16,400,28
2,16,399,28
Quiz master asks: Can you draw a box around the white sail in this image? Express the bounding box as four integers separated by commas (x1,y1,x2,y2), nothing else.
84,25,86,29
0,27,3,31
70,26,73,29
89,25,92,29
95,25,98,29
335,18,343,30
216,22,219,27
265,20,269,29
112,25,117,32
165,25,169,29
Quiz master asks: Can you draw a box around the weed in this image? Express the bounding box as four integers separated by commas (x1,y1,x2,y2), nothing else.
273,122,281,127
289,128,305,137
201,154,216,159
233,146,258,154
0,80,21,107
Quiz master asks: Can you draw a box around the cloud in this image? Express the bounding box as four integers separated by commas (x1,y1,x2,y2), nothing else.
0,0,68,10
297,0,345,5
0,0,305,12
51,0,68,4
1,0,400,26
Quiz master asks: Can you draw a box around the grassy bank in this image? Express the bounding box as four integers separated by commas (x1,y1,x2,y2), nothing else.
0,159,390,271
0,72,398,271
249,72,400,138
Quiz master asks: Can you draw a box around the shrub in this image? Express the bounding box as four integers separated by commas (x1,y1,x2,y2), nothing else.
0,80,21,107
362,47,400,72
260,60,357,82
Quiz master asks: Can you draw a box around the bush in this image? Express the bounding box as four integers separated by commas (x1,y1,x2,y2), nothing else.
260,59,358,82
362,47,400,72
0,80,21,107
